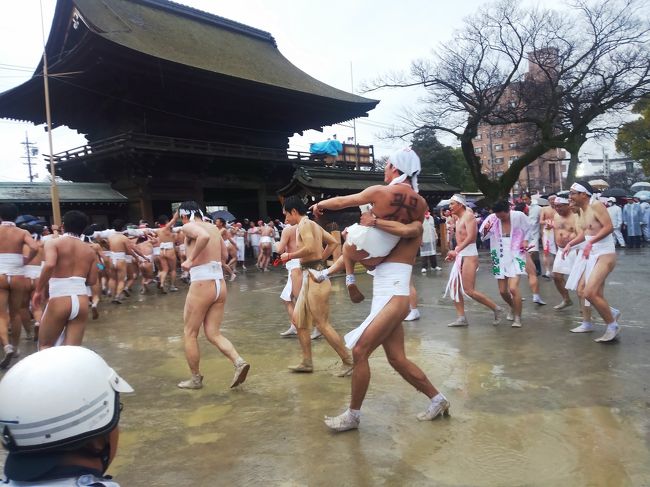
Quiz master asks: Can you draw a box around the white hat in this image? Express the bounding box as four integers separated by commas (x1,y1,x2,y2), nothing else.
389,148,421,192
450,194,467,206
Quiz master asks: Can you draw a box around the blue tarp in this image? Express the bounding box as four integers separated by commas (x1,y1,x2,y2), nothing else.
309,139,343,157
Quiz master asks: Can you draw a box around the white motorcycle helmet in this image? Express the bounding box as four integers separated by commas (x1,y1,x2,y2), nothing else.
0,346,133,453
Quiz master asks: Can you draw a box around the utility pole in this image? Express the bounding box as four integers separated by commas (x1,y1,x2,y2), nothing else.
41,0,61,225
21,132,39,183
350,61,359,170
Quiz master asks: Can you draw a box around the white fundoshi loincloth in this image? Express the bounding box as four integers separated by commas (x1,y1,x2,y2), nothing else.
23,264,42,280
344,262,411,349
43,277,89,330
0,254,24,279
160,242,174,250
280,259,300,302
345,224,400,259
566,234,615,306
260,236,273,245
552,248,578,275
443,243,478,302
189,261,224,302
111,251,126,265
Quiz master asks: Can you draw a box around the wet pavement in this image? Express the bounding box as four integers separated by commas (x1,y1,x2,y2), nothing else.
2,248,650,486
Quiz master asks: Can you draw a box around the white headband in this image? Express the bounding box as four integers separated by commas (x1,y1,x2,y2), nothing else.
554,197,569,205
179,208,207,221
450,194,466,206
388,148,421,193
570,183,592,195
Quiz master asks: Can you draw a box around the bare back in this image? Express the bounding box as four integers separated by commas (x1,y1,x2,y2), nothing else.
184,220,222,266
108,233,129,253
47,236,96,280
0,226,32,255
368,184,428,224
278,225,298,254
157,226,175,244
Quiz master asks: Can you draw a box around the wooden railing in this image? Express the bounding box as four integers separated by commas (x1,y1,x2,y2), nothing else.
52,132,374,169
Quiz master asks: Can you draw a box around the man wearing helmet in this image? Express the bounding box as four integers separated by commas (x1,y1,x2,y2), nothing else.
175,202,250,390
0,346,133,485
32,211,98,349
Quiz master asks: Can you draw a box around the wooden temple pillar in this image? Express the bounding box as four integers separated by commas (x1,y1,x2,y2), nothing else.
257,185,268,219
112,179,153,223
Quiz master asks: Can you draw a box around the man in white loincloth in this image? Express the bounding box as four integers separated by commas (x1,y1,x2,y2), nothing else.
562,182,621,342
539,195,558,278
0,204,39,368
310,148,422,304
33,211,98,349
175,202,250,389
548,197,579,310
279,196,352,376
444,194,503,327
323,157,449,432
479,201,531,328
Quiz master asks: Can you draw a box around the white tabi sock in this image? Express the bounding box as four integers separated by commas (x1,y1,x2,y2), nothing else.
345,274,356,286
348,408,361,419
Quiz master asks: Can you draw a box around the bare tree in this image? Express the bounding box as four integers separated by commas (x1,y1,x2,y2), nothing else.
365,0,650,201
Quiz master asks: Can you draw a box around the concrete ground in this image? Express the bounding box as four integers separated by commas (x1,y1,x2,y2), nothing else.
2,247,649,486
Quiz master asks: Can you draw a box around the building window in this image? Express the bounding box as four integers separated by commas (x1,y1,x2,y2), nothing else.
474,147,483,154
508,128,518,135
509,142,517,149
495,157,504,164
475,134,482,140
549,163,556,185
494,144,503,151
494,130,503,137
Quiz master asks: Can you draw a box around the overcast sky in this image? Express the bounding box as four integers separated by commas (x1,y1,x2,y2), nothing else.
0,0,616,182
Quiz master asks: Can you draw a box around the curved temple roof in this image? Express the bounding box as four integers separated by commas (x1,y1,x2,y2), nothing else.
0,0,377,130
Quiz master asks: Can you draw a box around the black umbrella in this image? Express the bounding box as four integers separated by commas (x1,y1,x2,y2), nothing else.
601,188,630,198
15,214,47,226
210,210,236,222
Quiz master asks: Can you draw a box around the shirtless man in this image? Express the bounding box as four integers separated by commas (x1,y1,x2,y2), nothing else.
540,195,558,278
280,196,353,376
108,220,142,303
277,223,301,337
480,201,531,328
123,232,140,297
444,194,503,327
33,211,98,349
85,232,105,319
563,181,620,342
234,223,247,271
310,148,423,304
175,202,250,390
136,234,155,293
22,223,45,339
548,197,578,309
258,222,274,271
322,159,449,432
0,204,38,368
156,215,179,293
174,229,188,282
215,218,238,281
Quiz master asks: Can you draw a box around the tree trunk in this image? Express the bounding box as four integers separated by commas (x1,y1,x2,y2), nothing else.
565,150,581,187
